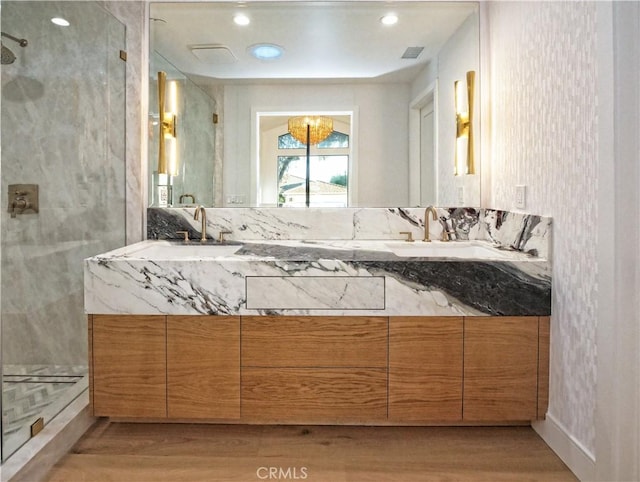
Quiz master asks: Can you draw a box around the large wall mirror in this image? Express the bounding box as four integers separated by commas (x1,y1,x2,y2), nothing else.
149,1,480,208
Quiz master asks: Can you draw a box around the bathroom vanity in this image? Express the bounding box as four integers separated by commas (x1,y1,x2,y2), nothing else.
85,208,552,425
89,313,548,424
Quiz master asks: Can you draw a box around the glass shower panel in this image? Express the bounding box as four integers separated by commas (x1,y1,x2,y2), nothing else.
0,1,126,461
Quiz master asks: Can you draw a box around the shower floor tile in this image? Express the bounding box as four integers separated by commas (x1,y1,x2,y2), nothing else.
3,365,87,437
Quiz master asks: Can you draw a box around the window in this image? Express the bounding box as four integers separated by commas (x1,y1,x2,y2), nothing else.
278,131,349,149
276,128,349,207
277,155,348,207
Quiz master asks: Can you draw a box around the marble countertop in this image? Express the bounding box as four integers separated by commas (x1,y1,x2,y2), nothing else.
85,240,551,317
96,239,542,263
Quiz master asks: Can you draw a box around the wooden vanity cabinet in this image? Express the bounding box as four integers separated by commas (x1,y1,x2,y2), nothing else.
90,315,167,418
167,316,240,419
389,315,548,423
241,316,388,423
90,314,549,423
463,316,540,421
389,317,464,422
90,315,241,420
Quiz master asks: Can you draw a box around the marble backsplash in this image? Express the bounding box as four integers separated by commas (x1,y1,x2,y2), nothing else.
148,207,552,259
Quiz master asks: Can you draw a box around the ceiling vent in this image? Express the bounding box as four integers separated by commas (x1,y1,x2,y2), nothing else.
401,46,424,59
190,45,237,64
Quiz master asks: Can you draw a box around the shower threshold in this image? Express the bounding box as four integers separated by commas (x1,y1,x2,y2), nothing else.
2,365,88,459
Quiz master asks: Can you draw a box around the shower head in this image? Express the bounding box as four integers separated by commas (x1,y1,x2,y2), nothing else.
0,32,28,65
1,32,28,48
1,44,16,64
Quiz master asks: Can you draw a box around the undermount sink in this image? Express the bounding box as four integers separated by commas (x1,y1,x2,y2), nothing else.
386,241,511,259
126,243,242,259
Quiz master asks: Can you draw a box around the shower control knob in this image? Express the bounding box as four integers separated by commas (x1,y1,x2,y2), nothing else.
7,184,39,218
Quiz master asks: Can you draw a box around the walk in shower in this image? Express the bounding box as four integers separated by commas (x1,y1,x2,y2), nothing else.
1,1,126,462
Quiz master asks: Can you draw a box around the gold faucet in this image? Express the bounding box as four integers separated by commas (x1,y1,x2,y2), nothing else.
423,206,438,242
193,205,207,242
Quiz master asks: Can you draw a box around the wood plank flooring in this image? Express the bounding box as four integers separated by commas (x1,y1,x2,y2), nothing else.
45,421,577,481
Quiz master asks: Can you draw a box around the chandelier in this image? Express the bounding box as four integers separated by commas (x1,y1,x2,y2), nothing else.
287,116,333,145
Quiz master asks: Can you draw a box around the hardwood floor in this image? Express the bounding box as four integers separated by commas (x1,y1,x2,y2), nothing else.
45,421,577,481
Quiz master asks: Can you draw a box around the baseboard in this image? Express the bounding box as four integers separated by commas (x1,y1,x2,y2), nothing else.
2,391,96,482
533,413,596,481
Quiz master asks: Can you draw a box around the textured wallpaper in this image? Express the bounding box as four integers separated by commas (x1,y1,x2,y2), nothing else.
488,1,598,454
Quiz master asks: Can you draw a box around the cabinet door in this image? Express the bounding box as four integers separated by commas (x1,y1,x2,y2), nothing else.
389,317,463,421
167,316,240,419
91,315,166,418
463,317,538,421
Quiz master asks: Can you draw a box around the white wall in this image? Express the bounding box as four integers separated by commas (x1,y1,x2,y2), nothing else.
594,2,640,480
223,82,411,207
486,0,599,473
485,1,640,480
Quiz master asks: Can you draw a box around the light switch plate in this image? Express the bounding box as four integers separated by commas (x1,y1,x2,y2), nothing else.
515,185,526,209
457,187,464,205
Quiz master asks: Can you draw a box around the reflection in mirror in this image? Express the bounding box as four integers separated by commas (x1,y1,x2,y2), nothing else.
149,1,480,208
259,113,352,207
149,53,217,207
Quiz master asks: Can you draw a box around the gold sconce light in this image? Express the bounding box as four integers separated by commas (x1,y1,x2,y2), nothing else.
454,70,475,176
157,71,178,176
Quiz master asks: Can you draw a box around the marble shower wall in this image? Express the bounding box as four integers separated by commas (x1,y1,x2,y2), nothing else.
1,2,127,366
101,1,145,244
147,207,551,258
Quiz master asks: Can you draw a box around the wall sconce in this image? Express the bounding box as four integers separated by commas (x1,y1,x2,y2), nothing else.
157,71,178,176
454,70,475,176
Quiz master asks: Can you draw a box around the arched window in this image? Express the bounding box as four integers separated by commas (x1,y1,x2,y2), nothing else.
278,131,349,149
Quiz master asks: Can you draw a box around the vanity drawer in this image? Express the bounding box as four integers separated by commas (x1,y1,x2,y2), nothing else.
241,316,388,368
242,367,388,422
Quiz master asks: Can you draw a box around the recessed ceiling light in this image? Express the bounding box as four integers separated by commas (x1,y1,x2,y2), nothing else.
51,17,70,27
233,13,250,26
249,43,284,61
380,14,398,26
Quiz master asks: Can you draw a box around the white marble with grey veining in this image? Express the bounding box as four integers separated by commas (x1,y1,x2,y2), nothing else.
85,238,551,317
148,207,488,242
147,207,550,255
